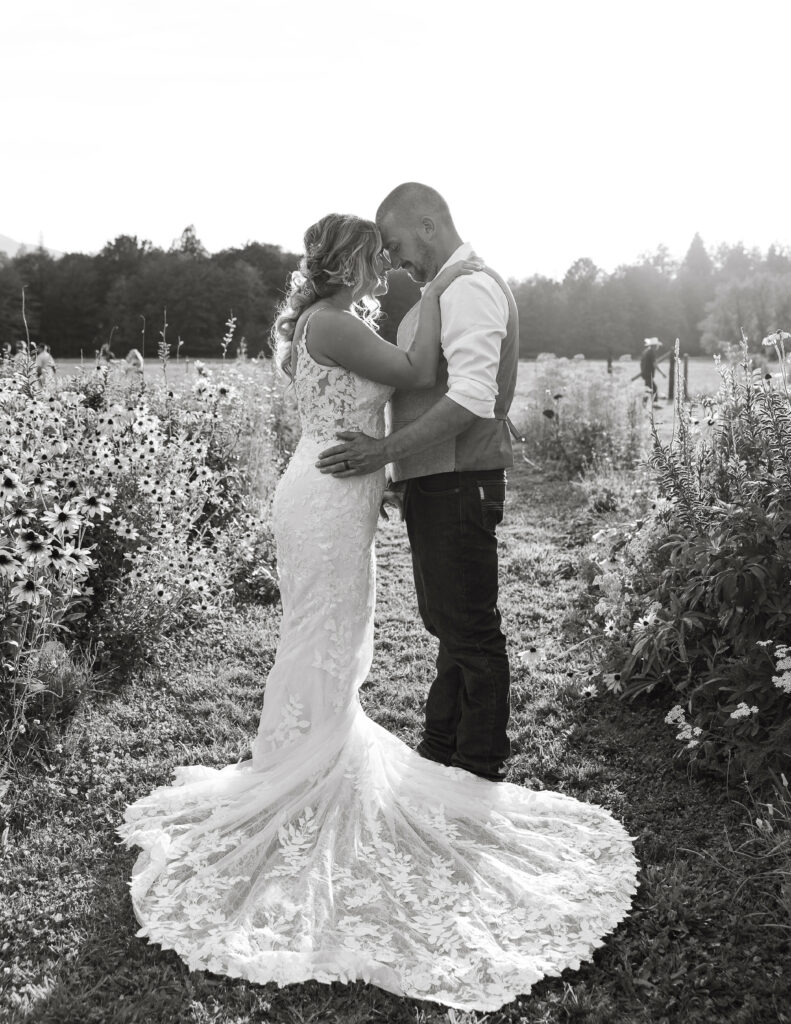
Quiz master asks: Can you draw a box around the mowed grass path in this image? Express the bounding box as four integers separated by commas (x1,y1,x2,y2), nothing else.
2,459,788,1024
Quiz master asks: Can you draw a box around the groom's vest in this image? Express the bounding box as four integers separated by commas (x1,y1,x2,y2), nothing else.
389,264,519,482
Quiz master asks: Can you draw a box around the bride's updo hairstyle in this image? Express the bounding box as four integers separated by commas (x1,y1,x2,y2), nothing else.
273,213,383,379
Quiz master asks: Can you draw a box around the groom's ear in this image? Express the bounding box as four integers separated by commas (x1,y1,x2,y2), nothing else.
419,216,436,239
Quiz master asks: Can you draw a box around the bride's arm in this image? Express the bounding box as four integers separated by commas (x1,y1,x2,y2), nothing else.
306,260,481,389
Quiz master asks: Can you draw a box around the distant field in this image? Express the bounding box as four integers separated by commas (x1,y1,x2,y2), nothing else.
52,354,726,397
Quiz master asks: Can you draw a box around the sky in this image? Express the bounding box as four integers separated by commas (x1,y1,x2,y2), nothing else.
2,0,790,281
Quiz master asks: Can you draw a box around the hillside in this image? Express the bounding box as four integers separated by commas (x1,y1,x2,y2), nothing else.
0,233,63,259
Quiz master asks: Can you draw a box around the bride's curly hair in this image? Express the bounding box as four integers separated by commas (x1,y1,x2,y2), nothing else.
273,214,383,379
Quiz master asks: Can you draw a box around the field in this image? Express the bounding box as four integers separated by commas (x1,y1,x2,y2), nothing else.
2,348,789,1024
54,355,726,398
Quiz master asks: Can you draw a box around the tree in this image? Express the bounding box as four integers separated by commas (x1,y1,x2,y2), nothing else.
677,233,714,354
171,225,208,259
700,272,791,353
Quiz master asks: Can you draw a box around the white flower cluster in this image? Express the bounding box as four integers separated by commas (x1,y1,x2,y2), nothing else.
730,702,759,720
771,643,791,695
664,704,702,747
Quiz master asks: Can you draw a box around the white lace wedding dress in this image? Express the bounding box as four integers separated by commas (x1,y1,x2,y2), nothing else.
117,313,639,1012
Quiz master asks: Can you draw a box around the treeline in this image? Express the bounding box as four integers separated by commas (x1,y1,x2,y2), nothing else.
512,236,791,358
1,227,790,359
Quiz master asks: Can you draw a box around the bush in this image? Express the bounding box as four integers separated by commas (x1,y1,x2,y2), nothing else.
1,350,284,758
588,338,791,792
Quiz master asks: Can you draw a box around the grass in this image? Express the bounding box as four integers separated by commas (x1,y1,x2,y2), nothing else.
53,355,725,395
1,461,789,1024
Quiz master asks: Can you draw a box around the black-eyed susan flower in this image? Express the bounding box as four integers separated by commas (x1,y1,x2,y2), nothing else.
41,502,82,537
16,530,51,564
10,577,51,606
0,548,21,580
74,490,111,519
67,546,97,572
1,469,26,502
7,505,34,528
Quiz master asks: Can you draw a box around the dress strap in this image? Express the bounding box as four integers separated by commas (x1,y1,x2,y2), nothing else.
299,306,329,351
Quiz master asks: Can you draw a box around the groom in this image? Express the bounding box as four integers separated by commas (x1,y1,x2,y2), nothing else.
317,183,519,782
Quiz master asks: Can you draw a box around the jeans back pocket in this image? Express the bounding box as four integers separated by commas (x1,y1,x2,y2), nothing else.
477,480,506,529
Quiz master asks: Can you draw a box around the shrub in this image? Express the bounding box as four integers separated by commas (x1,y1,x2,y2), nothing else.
588,338,791,792
1,350,284,758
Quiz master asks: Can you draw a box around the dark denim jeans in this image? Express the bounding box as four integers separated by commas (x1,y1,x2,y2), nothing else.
404,469,510,781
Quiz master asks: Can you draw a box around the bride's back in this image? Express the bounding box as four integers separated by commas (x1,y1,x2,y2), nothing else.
291,307,392,443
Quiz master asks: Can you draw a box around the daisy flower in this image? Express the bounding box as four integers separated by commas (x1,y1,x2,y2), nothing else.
67,546,97,572
10,578,51,606
0,548,21,580
40,502,82,537
1,469,26,503
16,530,51,565
6,505,35,528
74,490,112,519
48,543,79,571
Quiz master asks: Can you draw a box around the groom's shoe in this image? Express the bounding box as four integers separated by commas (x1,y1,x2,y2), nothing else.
449,754,508,783
415,741,452,768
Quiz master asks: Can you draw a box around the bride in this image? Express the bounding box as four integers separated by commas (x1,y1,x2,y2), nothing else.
117,213,638,1012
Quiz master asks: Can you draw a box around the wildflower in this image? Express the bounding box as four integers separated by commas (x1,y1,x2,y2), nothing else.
517,646,542,667
1,469,26,502
40,502,82,537
10,578,51,606
755,639,773,648
762,330,791,347
6,506,35,528
603,619,617,637
730,702,759,720
0,548,21,579
602,672,623,693
74,490,111,519
770,644,791,693
16,530,51,564
48,543,79,571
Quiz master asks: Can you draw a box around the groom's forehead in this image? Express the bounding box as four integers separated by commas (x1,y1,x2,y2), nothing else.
379,211,408,245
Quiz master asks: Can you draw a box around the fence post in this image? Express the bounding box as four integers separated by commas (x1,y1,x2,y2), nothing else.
668,355,675,401
683,354,689,400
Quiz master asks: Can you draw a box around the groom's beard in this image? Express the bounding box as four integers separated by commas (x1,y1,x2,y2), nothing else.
404,240,437,285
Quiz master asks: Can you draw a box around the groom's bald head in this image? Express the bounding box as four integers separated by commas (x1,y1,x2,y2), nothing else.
376,183,462,285
376,182,455,233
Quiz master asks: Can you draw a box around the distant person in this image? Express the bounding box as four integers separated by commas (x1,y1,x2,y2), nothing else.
13,340,30,371
35,344,57,380
123,348,144,376
640,337,662,402
1,342,12,361
99,341,115,364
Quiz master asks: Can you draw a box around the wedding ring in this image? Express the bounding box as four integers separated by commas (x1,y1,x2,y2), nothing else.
343,460,350,471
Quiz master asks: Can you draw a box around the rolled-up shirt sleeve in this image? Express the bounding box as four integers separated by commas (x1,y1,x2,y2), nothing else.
439,274,509,419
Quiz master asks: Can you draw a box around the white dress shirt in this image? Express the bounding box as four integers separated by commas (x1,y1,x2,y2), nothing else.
430,242,509,419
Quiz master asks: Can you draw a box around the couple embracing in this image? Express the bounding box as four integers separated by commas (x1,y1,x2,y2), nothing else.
118,183,637,1012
